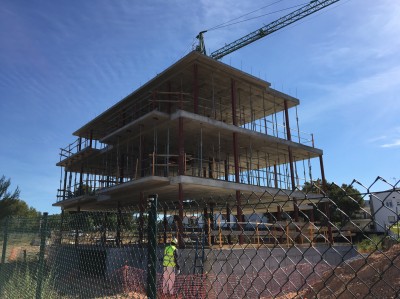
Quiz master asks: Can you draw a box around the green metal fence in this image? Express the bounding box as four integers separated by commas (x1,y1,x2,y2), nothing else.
1,178,399,298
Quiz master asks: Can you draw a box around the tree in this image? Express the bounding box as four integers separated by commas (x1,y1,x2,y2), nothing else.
0,175,40,222
0,175,20,201
303,180,364,225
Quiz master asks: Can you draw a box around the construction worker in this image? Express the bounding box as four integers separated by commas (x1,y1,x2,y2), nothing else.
162,237,180,296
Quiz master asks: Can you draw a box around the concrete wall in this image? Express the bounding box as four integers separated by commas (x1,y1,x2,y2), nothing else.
47,243,358,298
370,190,400,233
203,244,358,299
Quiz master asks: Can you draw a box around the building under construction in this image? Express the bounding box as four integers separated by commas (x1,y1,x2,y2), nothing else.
49,1,364,295
54,50,332,245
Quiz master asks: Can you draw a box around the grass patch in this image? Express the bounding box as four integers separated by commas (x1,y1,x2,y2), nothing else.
0,263,59,299
390,224,400,236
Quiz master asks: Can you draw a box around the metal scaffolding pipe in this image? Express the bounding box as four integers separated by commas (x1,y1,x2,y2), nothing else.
178,117,185,175
203,206,209,246
168,81,172,114
319,154,333,243
231,78,243,245
209,202,215,245
139,192,144,245
178,183,184,247
193,64,199,114
140,125,145,177
163,204,168,244
226,203,232,244
288,147,296,190
116,201,122,246
274,164,278,189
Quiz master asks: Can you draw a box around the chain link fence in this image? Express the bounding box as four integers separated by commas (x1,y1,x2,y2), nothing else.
0,177,399,298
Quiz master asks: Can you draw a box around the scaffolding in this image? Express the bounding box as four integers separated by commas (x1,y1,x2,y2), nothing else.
55,51,329,244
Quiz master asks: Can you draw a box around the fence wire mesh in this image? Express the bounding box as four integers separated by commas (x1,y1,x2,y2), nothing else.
1,178,399,299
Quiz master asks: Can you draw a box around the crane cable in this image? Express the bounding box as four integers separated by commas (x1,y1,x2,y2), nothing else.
207,0,284,31
205,1,310,32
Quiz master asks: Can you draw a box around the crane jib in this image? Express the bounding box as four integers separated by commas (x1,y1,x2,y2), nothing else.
209,0,340,60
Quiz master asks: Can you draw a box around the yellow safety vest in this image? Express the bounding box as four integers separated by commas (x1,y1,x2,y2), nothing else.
163,245,177,267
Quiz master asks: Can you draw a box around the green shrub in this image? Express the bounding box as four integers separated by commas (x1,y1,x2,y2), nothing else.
356,234,383,253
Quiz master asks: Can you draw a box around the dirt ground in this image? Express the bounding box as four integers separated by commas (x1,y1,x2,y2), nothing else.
278,244,400,299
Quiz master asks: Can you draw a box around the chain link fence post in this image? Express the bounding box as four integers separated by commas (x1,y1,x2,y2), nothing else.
0,216,10,295
1,216,9,266
147,194,158,299
35,212,48,299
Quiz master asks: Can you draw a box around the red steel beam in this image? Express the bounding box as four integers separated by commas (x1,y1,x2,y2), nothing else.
284,100,292,141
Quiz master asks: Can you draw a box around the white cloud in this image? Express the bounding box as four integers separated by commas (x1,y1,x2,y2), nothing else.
368,135,387,143
310,1,400,72
300,64,400,121
381,139,400,148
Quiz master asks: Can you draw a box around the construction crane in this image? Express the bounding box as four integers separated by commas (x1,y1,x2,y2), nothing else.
196,0,340,60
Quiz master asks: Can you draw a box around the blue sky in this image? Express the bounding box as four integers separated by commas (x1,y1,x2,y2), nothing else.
1,0,399,214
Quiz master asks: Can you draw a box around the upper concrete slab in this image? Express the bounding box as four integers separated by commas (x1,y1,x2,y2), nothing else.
72,51,299,140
